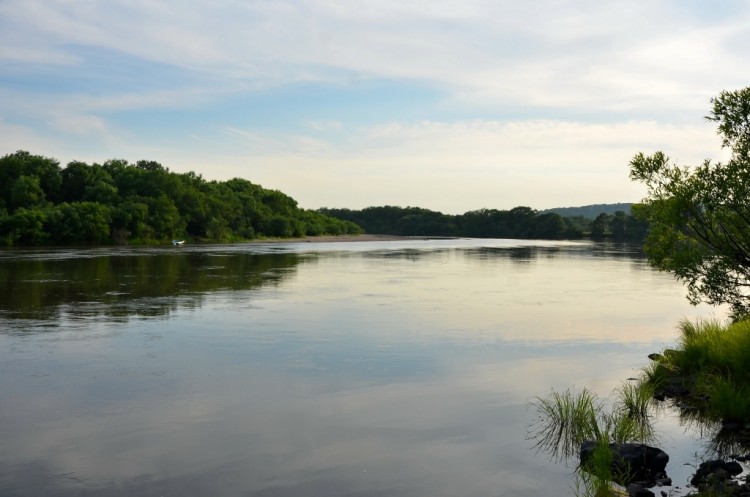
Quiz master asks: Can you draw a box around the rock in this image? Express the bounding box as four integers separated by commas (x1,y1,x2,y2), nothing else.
580,442,669,485
626,483,654,497
655,477,672,486
725,461,744,476
690,460,744,487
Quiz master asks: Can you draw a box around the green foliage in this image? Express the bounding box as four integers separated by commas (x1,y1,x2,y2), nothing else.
321,205,595,240
530,386,655,461
0,151,61,209
530,385,656,496
534,212,568,239
321,205,645,241
574,439,624,497
629,87,750,316
590,213,608,240
645,318,750,422
45,202,112,244
0,151,362,246
544,203,633,219
3,207,49,245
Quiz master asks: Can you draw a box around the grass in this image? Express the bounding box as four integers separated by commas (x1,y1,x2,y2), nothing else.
645,318,750,422
532,317,750,497
530,388,602,462
530,385,656,497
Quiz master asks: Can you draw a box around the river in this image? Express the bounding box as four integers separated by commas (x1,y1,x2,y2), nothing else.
0,238,725,496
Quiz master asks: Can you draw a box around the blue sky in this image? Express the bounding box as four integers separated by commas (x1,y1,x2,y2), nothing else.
2,0,749,213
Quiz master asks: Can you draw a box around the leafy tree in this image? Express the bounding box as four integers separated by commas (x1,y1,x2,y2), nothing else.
11,175,46,209
590,213,610,240
1,151,361,245
264,216,294,237
610,211,628,240
46,202,112,244
0,151,61,208
61,162,118,204
60,161,94,202
146,195,185,240
111,199,149,243
629,87,750,316
534,212,567,239
624,210,649,241
6,207,49,245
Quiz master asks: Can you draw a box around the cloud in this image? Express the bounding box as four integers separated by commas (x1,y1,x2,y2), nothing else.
160,117,725,213
3,0,749,115
1,0,748,211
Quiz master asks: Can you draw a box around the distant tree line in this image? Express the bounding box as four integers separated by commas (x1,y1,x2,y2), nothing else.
319,205,648,241
0,151,362,246
541,203,633,218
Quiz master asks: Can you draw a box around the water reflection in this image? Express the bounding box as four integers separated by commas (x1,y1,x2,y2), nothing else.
0,240,725,497
0,250,303,324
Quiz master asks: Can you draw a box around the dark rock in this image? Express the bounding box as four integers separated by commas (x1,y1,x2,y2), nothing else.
580,441,669,485
652,375,695,402
690,460,744,487
627,483,655,497
655,477,672,486
726,461,744,476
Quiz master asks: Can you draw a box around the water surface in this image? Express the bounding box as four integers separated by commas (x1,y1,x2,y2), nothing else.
0,239,724,496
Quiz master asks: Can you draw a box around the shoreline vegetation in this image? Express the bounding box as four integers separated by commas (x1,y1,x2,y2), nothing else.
246,234,456,244
532,319,750,497
0,150,645,247
532,86,750,497
0,151,363,247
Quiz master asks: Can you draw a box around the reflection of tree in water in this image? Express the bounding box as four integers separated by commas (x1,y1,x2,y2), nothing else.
463,245,563,263
673,402,750,460
590,241,646,260
363,248,449,262
0,252,304,324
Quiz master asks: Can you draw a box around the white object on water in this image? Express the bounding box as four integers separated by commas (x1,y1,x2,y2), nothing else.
172,240,185,246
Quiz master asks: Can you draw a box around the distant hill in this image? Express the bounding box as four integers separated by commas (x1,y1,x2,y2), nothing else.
541,203,633,219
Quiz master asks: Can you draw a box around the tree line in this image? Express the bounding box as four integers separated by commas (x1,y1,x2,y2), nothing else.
0,151,362,246
318,205,648,241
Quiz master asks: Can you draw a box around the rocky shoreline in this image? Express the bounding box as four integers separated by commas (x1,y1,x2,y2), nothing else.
604,353,750,497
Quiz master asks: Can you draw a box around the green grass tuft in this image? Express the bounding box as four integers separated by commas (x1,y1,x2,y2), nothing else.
530,385,656,496
643,318,750,423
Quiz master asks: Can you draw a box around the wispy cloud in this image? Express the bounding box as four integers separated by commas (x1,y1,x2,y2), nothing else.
1,0,748,211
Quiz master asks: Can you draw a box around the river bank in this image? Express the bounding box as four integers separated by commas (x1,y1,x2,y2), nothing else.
253,234,457,244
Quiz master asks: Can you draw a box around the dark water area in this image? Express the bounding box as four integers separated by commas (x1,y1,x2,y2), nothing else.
0,239,725,496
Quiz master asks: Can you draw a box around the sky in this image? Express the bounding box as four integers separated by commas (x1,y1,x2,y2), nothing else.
1,0,749,214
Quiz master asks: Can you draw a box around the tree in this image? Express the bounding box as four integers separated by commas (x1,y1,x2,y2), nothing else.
0,151,61,208
534,212,567,239
610,211,628,240
629,87,750,317
0,151,363,245
590,213,609,240
11,175,46,209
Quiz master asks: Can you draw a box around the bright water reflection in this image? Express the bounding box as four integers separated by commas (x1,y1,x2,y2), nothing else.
0,239,724,496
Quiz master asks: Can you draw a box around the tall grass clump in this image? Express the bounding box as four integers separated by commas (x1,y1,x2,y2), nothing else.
530,388,602,461
704,375,750,423
646,318,750,422
530,385,656,496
